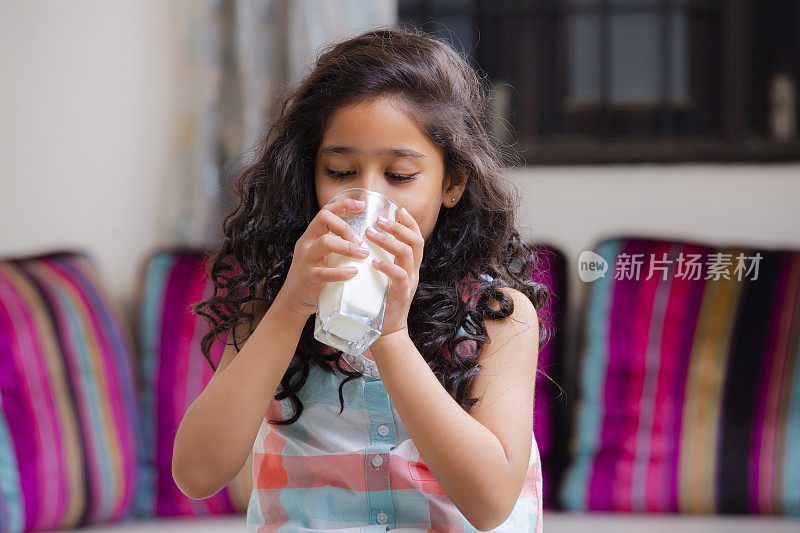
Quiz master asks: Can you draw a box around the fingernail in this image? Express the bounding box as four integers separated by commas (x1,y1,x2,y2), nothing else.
378,215,388,224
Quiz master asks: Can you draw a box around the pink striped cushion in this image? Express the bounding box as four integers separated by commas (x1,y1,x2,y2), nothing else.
134,250,250,517
559,236,800,515
0,251,141,531
528,242,568,510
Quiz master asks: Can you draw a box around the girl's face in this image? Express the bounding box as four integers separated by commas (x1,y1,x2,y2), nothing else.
314,95,465,242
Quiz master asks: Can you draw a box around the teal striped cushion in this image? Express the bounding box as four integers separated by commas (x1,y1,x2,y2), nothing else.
135,250,250,517
0,251,141,531
559,236,800,515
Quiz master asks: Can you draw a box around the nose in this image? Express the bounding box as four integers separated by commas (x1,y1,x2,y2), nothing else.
349,171,391,199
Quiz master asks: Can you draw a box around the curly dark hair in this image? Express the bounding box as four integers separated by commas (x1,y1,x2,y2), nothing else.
193,25,558,428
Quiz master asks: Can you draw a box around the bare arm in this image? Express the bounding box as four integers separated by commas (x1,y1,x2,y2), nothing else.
171,290,310,500
370,288,539,531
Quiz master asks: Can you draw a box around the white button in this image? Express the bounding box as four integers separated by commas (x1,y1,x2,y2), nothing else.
377,511,388,524
372,455,384,468
378,424,390,437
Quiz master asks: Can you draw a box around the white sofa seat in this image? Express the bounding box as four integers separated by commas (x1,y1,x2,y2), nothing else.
72,511,800,532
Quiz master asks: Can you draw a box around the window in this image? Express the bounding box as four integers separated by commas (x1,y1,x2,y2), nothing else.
398,0,800,164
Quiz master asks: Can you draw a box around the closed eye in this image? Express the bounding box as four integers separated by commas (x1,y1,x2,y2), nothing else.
324,169,418,182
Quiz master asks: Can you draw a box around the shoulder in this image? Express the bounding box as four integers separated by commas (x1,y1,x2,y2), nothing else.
473,285,539,372
485,286,539,336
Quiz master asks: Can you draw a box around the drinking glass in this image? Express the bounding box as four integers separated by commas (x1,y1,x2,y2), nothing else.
313,188,400,356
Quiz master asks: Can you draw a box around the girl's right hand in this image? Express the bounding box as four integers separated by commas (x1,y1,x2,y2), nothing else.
279,196,370,317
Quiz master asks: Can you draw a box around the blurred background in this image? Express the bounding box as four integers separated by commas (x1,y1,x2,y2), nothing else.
1,0,798,329
1,1,799,532
1,0,798,325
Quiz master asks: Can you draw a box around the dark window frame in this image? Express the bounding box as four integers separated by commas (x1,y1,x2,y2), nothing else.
398,0,800,165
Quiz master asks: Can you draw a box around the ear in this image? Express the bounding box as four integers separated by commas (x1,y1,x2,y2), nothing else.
442,165,468,208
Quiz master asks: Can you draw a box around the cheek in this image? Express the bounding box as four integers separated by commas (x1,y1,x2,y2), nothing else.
315,180,335,208
404,206,437,240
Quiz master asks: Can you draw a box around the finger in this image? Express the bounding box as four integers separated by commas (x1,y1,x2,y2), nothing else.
365,225,412,259
397,206,423,240
371,257,408,284
376,208,423,273
396,206,425,272
365,226,414,278
313,201,364,244
311,233,370,262
311,265,359,283
323,196,366,217
375,213,423,251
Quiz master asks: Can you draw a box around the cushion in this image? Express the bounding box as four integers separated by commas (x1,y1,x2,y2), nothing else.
0,251,141,531
527,242,569,510
559,235,800,515
134,250,250,517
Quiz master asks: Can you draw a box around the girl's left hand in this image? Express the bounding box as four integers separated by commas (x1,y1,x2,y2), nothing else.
365,206,424,343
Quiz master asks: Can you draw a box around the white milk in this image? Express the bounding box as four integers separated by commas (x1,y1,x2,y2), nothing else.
317,236,394,344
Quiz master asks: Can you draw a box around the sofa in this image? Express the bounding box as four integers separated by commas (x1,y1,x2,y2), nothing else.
0,236,798,532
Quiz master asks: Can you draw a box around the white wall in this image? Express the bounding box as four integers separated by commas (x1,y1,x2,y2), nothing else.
509,162,800,311
507,163,800,378
1,1,799,338
0,0,178,322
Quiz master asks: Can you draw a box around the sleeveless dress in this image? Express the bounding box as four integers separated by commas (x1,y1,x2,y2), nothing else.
246,275,544,532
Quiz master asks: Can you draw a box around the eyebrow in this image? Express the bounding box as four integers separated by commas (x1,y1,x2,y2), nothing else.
320,146,427,160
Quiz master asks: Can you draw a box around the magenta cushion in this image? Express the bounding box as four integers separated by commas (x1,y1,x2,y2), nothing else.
559,236,800,515
527,242,568,510
134,250,250,517
0,251,141,531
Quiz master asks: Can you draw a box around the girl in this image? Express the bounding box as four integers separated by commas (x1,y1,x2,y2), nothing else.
173,26,554,532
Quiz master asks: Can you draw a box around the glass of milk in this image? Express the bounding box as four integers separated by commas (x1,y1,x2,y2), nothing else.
313,187,399,357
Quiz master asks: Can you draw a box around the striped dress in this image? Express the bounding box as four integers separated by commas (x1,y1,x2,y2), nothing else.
246,276,544,532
